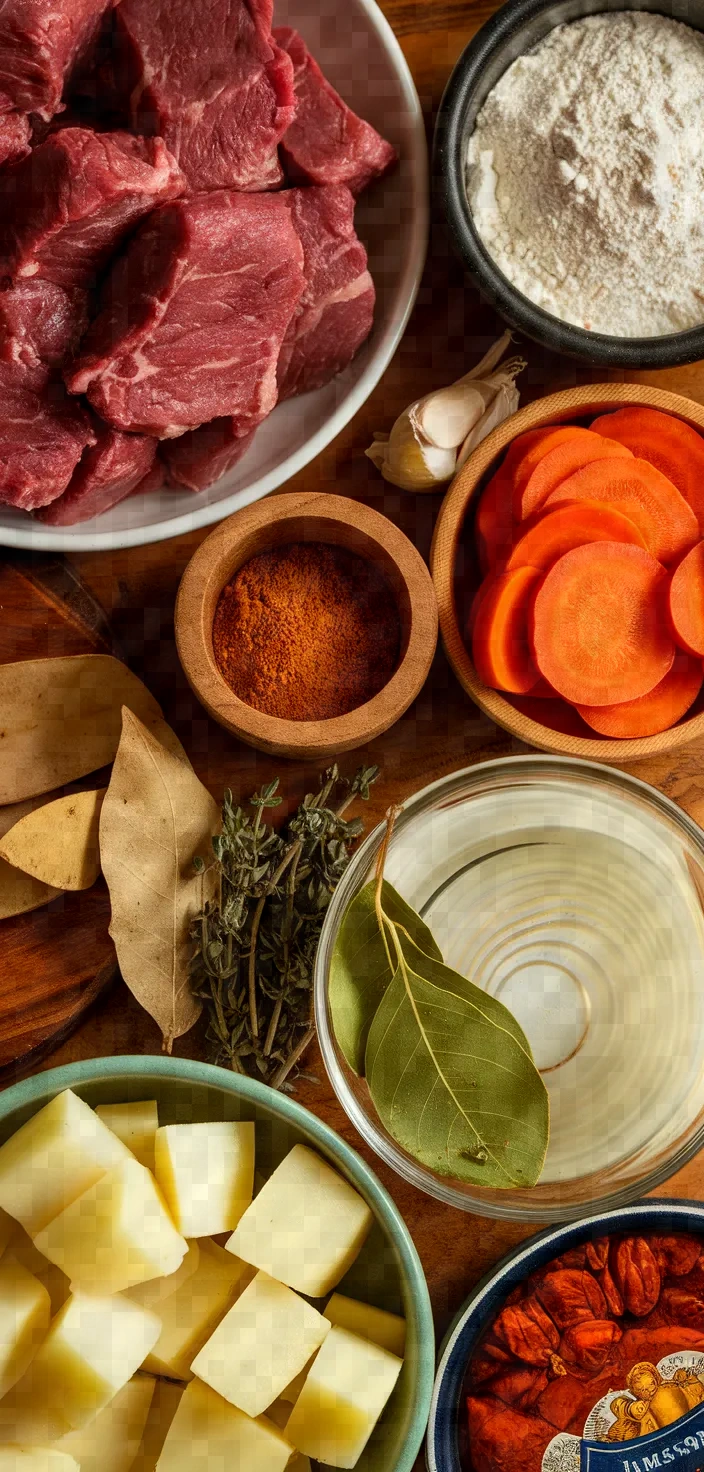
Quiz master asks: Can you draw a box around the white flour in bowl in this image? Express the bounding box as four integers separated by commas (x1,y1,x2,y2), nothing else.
466,11,704,337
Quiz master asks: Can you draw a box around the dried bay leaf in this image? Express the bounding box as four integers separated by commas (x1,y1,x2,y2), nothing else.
100,709,220,1051
329,878,442,1074
0,798,61,918
0,790,106,891
0,655,163,804
365,927,549,1188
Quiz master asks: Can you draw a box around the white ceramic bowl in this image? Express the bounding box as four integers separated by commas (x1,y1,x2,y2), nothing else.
0,0,428,552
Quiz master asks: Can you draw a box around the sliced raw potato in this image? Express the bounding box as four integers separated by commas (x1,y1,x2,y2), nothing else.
34,1156,187,1294
132,1238,253,1381
0,655,163,805
227,1145,372,1298
127,1239,201,1310
0,1453,78,1472
4,1231,70,1316
154,1122,255,1237
0,791,106,891
324,1295,406,1357
0,1089,133,1236
0,1292,161,1443
95,1101,159,1171
285,1326,403,1469
55,1374,156,1472
133,1380,184,1472
0,1260,50,1397
191,1270,331,1419
155,1378,292,1472
265,1401,312,1472
279,1359,315,1405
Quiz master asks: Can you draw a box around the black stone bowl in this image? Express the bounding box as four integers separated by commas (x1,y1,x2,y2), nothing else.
433,0,704,369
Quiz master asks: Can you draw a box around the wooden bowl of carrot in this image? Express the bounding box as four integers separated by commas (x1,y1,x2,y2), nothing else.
431,382,704,760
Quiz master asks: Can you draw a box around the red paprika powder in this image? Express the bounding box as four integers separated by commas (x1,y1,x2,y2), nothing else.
212,541,401,721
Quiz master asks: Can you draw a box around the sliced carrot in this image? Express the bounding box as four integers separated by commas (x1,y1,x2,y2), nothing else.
468,577,493,637
591,407,704,532
472,566,541,693
530,541,674,705
476,428,554,569
668,541,704,656
545,457,699,564
575,656,702,737
511,427,602,505
519,435,633,519
505,501,645,573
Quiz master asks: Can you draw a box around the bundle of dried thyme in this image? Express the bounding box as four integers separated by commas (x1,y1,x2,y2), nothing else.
190,764,379,1089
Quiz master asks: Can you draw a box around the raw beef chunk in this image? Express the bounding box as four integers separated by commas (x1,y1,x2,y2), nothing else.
0,108,30,166
112,0,296,191
0,371,95,510
162,422,255,491
278,185,375,399
35,422,157,524
0,128,185,291
0,0,113,120
67,191,305,438
275,27,397,194
0,279,88,369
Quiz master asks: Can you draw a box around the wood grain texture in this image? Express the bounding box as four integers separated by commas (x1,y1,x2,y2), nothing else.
0,561,117,1077
33,1,704,1460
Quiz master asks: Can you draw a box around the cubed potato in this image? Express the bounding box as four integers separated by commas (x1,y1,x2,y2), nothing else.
324,1295,406,1357
0,1259,50,1398
0,1091,132,1236
95,1103,159,1172
279,1360,314,1405
191,1270,330,1419
226,1145,373,1298
55,1374,156,1472
264,1401,312,1472
285,1326,403,1469
155,1378,292,1472
4,1230,70,1316
132,1380,184,1472
34,1156,187,1294
126,1239,201,1312
131,1238,252,1381
154,1123,254,1238
0,1452,78,1472
0,1291,161,1443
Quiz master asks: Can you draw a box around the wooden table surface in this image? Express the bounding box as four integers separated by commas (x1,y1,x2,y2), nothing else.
19,0,704,1448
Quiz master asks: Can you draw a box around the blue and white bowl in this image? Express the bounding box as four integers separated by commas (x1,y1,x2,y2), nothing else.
428,1200,704,1472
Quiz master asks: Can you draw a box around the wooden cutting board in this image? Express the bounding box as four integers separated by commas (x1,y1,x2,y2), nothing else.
0,556,118,1079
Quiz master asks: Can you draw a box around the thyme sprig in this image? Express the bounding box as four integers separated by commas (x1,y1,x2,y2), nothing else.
191,763,379,1089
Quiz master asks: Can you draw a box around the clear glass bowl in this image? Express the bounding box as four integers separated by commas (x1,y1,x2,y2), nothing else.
314,756,704,1221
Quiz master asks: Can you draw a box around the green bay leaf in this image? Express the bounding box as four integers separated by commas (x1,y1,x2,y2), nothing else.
365,934,549,1188
329,878,442,1074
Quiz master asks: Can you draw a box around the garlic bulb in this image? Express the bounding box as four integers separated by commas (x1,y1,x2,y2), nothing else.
366,331,526,492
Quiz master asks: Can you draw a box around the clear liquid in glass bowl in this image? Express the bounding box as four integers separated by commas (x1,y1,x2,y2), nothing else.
314,757,704,1220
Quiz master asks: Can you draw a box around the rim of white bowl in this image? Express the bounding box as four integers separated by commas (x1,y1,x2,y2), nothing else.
1,2,429,554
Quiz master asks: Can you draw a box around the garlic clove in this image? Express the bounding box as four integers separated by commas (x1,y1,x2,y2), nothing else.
365,412,457,490
455,382,521,472
412,382,492,451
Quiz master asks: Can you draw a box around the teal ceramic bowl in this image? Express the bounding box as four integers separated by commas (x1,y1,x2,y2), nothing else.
0,1056,434,1472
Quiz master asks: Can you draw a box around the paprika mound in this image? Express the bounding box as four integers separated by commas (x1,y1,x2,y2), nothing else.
212,541,401,722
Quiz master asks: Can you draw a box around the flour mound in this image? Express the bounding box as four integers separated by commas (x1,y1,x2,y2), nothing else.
466,11,704,337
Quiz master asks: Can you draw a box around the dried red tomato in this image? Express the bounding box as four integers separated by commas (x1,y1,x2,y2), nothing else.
647,1233,702,1278
559,1318,623,1374
612,1236,661,1317
484,1364,549,1410
467,1395,555,1472
492,1297,560,1367
536,1269,607,1331
585,1238,610,1271
598,1263,624,1317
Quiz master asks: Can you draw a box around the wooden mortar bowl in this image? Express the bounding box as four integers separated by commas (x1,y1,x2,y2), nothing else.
175,491,438,760
431,382,704,761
